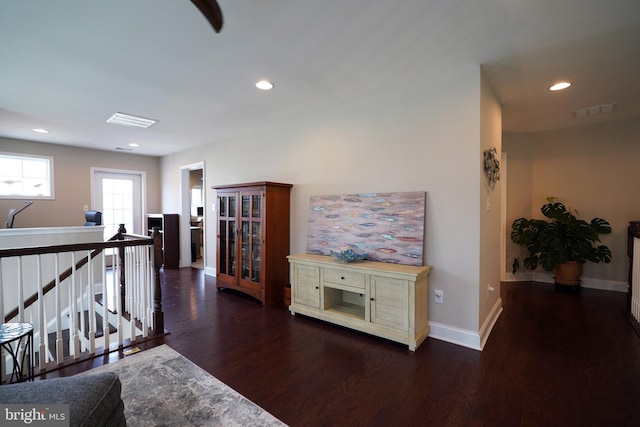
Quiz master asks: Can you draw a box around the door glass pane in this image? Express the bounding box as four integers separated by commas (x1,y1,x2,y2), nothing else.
102,178,134,240
229,220,236,276
252,195,261,218
229,196,236,218
241,221,250,279
220,196,227,217
219,219,227,275
242,195,250,217
252,222,261,282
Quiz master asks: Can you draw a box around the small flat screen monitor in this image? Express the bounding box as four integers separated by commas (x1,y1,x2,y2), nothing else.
197,206,204,217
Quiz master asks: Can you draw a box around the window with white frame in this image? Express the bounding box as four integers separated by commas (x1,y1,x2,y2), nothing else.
0,153,54,199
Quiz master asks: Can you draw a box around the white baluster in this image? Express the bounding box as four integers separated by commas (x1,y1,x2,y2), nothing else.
54,254,63,364
634,238,640,322
36,256,46,369
70,252,79,359
17,257,23,322
102,250,109,351
115,248,123,346
88,251,96,354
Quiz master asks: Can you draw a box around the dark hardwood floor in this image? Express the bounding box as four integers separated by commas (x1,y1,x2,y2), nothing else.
46,268,640,426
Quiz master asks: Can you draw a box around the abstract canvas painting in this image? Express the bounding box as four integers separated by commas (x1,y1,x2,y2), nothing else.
306,192,426,266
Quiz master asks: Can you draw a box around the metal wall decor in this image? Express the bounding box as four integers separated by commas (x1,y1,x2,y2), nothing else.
483,147,500,187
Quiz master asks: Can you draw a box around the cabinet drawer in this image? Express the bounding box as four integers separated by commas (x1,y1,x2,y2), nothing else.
323,268,366,289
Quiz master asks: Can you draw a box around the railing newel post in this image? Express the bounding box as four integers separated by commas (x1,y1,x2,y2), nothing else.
152,227,164,333
117,224,127,315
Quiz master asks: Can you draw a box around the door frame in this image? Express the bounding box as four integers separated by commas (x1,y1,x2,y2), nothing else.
179,162,205,269
500,152,507,282
90,167,147,235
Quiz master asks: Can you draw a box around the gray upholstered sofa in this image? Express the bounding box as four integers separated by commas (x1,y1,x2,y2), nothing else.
0,372,126,426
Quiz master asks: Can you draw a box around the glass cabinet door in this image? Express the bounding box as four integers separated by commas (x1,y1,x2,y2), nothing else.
241,219,250,280
219,191,262,287
239,192,262,287
252,222,261,282
218,194,237,277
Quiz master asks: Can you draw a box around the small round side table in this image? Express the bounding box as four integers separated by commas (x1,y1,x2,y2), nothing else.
0,323,34,384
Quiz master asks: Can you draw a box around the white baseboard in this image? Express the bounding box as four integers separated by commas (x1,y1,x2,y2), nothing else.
480,297,503,349
204,266,216,277
428,297,503,351
428,321,482,351
504,271,627,293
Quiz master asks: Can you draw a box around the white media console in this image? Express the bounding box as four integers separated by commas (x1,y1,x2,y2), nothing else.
287,253,432,351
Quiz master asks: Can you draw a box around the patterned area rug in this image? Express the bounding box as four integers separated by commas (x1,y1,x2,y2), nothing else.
80,345,287,426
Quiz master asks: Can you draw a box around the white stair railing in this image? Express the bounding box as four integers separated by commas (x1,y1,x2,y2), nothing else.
0,230,162,380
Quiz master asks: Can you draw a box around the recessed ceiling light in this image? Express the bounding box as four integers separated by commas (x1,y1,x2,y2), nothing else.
107,112,157,128
32,128,49,133
549,82,571,91
128,143,140,148
256,80,274,90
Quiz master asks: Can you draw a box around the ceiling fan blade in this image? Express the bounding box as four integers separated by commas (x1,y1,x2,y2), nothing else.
191,0,224,33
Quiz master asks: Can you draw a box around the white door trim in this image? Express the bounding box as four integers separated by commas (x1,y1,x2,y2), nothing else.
179,162,205,269
90,167,147,235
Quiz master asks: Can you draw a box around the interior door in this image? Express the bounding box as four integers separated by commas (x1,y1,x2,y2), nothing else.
92,169,144,240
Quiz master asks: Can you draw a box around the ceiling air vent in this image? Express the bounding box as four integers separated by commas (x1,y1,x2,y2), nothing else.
107,112,157,128
572,103,617,118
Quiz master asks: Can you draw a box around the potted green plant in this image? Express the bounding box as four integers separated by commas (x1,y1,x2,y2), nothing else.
510,197,612,288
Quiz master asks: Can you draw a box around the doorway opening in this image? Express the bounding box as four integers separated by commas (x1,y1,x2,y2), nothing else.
180,163,205,270
91,168,145,241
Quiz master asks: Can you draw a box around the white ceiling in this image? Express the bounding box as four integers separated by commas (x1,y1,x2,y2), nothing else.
1,0,640,156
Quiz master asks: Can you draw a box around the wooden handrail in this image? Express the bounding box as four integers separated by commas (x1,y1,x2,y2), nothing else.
0,237,153,259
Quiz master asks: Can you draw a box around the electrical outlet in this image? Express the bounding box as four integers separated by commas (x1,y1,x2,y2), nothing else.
487,284,495,298
434,289,443,304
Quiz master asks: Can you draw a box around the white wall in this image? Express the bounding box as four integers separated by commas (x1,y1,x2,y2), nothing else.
477,72,503,348
0,137,162,228
161,65,489,347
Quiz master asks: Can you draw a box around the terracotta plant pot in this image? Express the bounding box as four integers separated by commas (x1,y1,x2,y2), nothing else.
553,261,583,286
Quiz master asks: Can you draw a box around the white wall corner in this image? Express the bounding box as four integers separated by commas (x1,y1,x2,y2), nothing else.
428,296,502,351
479,297,503,350
504,271,534,282
428,321,482,351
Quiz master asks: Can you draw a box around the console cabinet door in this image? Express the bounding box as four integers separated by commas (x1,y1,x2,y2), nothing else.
370,275,410,332
293,263,320,308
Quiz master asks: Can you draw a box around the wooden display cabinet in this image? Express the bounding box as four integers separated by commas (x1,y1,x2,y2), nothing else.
213,182,292,305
